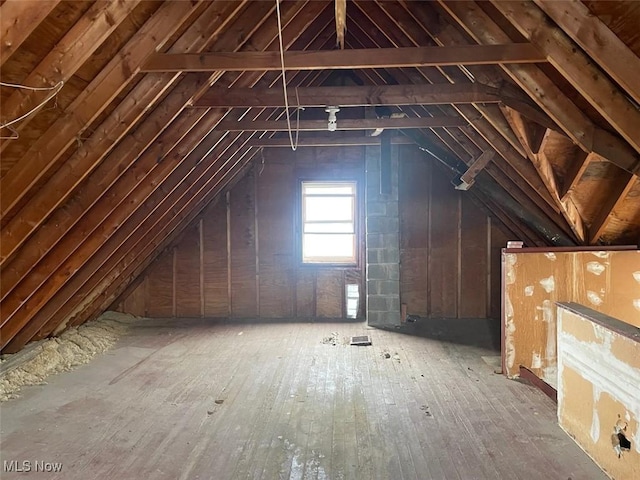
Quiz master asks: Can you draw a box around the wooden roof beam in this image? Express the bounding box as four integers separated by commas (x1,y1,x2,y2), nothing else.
534,0,640,105
17,66,334,342
351,0,561,220
500,108,584,242
194,83,502,107
459,150,494,188
0,0,206,224
438,0,640,176
217,116,467,131
0,0,61,66
491,0,640,156
399,0,560,135
142,44,546,72
536,132,587,243
589,173,637,245
0,0,261,267
0,1,331,348
0,0,141,150
561,150,591,200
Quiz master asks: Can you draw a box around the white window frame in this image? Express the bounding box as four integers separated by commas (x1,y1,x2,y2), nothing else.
301,180,357,265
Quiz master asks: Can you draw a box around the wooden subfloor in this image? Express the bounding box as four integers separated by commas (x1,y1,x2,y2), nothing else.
0,318,605,479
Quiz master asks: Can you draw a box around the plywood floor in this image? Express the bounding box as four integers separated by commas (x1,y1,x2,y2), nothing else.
0,318,606,480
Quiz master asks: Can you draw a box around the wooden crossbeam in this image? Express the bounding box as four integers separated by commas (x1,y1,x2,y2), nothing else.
460,150,494,187
194,83,501,107
248,136,415,147
142,44,546,72
217,116,467,131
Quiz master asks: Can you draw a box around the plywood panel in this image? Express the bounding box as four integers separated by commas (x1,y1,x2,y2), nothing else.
459,195,488,318
203,201,228,317
429,169,459,317
504,249,639,387
145,251,173,317
296,270,315,317
316,270,343,318
175,224,201,317
573,250,640,327
399,158,429,316
490,223,510,320
230,172,258,318
504,252,572,386
558,306,640,479
120,279,146,317
257,162,294,318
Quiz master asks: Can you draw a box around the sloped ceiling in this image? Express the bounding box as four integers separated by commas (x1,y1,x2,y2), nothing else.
1,0,639,353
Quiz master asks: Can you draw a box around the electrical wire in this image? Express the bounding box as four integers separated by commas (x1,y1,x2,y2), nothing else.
0,80,64,131
275,0,300,151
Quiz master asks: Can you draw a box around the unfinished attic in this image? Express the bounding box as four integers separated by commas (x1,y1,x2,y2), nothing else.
1,0,639,478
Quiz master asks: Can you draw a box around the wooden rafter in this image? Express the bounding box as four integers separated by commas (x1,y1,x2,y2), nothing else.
217,116,467,131
0,0,330,350
0,0,205,223
0,0,142,150
491,0,640,156
194,83,502,107
0,0,61,66
0,0,253,267
142,44,546,72
438,0,640,176
561,151,592,200
500,108,583,242
536,131,587,243
355,0,562,222
534,0,640,105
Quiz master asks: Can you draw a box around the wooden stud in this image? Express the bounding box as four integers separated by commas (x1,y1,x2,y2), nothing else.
199,218,205,318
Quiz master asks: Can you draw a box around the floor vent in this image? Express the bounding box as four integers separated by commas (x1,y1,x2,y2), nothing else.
350,335,371,346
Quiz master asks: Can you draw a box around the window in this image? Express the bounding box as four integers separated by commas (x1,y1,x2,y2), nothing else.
301,181,357,264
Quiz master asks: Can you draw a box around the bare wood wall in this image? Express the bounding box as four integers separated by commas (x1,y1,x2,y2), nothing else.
117,145,509,319
116,146,366,318
399,148,509,319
